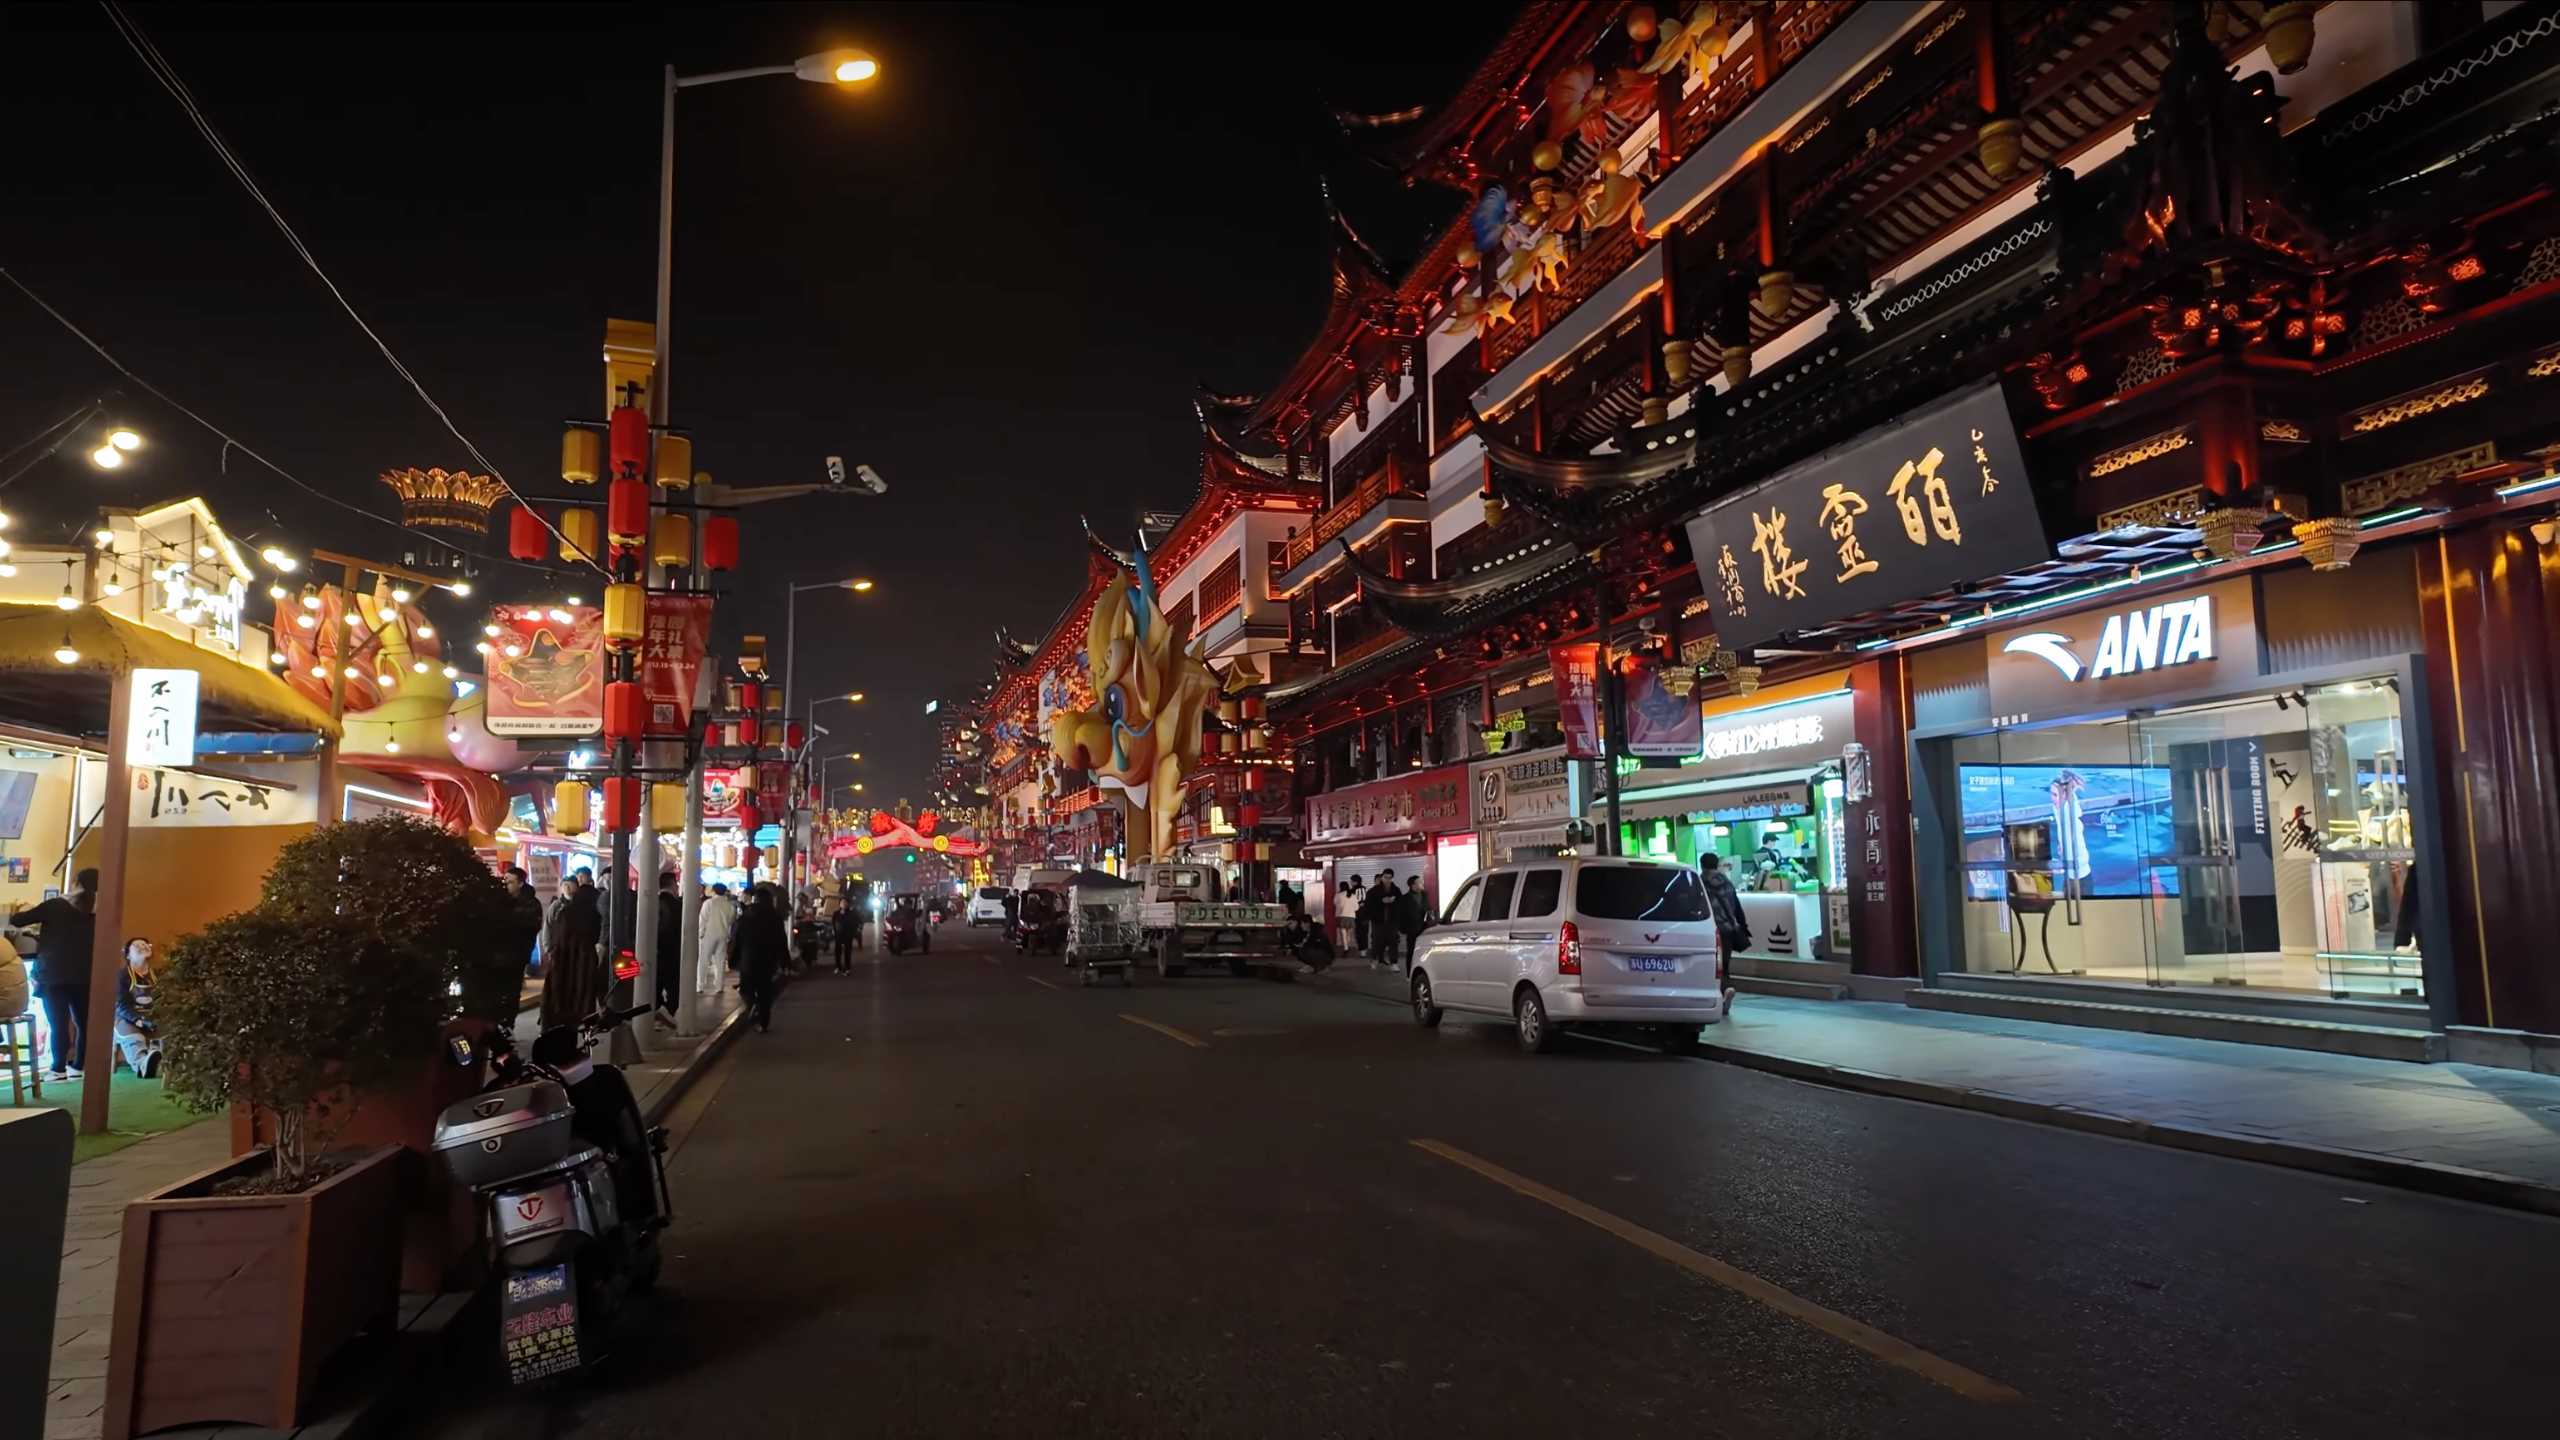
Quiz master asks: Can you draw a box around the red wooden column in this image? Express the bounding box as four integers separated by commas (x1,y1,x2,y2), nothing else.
2417,521,2560,1034
1846,654,1917,979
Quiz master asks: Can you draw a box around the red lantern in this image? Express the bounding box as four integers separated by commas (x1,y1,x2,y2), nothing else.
601,776,642,831
507,504,547,562
738,682,762,713
609,404,648,479
739,801,762,834
1237,803,1262,830
738,711,761,746
607,478,649,545
604,681,645,742
742,845,761,871
702,514,740,572
785,720,806,749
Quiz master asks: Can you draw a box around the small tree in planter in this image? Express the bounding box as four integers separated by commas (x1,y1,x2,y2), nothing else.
155,911,447,1189
106,910,445,1437
257,814,520,1022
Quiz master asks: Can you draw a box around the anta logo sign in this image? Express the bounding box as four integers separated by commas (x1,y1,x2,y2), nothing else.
2003,595,2215,683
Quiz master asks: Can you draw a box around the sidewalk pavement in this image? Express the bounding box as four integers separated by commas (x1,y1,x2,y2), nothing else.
1305,965,2560,1217
40,987,748,1440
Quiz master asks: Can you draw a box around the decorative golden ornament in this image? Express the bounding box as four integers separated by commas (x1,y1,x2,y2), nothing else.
1529,175,1557,213
1483,493,1507,528
1728,664,1763,697
1662,338,1692,387
2292,517,2360,571
1530,140,1565,173
1976,116,2024,181
1628,5,1659,42
1641,395,1671,426
1756,270,1795,321
2196,506,2271,559
1721,342,1753,387
1455,245,1481,269
2261,1,2317,75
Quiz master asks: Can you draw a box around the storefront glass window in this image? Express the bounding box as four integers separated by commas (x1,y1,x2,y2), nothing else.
1946,676,2421,1002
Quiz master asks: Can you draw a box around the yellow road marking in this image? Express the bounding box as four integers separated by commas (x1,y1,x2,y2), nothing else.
1117,1013,1209,1049
1024,976,1060,991
1409,1139,2021,1405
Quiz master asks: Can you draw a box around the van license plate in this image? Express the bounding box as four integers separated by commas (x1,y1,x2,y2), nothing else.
1628,956,1678,973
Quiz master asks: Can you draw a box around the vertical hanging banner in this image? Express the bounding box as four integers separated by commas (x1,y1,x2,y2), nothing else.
640,594,714,736
1619,654,1703,757
485,606,605,736
126,668,201,767
1551,644,1602,759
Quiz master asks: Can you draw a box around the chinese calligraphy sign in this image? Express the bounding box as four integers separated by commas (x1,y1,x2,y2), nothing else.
1680,381,2047,652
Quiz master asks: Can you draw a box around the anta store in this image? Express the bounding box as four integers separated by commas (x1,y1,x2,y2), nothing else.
1904,554,2456,1027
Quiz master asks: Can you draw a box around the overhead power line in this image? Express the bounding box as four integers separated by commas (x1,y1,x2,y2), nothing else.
97,0,603,576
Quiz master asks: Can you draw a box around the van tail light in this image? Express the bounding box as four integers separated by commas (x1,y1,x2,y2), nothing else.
1557,920,1582,976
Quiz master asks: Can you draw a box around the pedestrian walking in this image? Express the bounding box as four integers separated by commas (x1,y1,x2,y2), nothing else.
697,882,738,997
736,883,791,1033
831,891,856,973
1336,876,1362,955
112,938,163,1079
539,867,606,1030
10,867,97,1080
1393,876,1429,971
500,866,544,997
1700,854,1752,957
653,871,681,1025
1365,870,1400,966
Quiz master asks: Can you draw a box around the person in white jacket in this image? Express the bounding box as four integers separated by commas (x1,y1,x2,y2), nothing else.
697,883,740,995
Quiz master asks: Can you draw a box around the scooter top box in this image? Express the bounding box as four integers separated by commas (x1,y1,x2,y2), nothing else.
432,1079,579,1190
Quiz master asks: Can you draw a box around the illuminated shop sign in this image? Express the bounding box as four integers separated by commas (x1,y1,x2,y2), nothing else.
2002,595,2215,683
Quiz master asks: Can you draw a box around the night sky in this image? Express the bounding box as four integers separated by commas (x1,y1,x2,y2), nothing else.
0,2,1505,805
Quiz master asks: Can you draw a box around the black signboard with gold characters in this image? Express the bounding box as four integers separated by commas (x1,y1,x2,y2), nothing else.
1682,381,2049,652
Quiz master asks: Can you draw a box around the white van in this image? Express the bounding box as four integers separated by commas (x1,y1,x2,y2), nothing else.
1409,856,1734,1053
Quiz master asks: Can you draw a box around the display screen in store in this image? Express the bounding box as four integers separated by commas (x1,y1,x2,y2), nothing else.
1958,763,2179,899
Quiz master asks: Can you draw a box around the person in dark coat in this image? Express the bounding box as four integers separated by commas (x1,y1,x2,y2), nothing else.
735,884,791,1033
1701,854,1751,956
653,871,681,1023
1364,870,1400,965
501,866,544,989
11,868,98,1078
1391,876,1430,971
539,868,606,1030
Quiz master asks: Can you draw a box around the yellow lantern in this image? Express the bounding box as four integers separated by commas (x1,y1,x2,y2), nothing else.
654,434,694,490
558,507,600,564
561,428,601,485
553,780,590,833
735,766,758,795
602,582,645,649
650,783,685,832
718,842,739,868
932,834,949,852
1220,842,1239,862
650,512,692,570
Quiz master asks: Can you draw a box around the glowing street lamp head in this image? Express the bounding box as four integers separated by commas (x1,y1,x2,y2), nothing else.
107,428,141,452
847,691,866,703
90,445,125,470
848,578,875,592
795,48,880,85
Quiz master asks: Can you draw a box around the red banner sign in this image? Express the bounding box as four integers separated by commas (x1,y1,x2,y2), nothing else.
640,594,713,737
485,606,604,736
1552,644,1602,759
1620,654,1702,757
1304,766,1472,847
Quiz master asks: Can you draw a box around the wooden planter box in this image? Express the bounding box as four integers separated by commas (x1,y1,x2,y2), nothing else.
103,1144,402,1439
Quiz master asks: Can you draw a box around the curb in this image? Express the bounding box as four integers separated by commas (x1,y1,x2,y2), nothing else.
1693,1041,2560,1219
641,1001,753,1126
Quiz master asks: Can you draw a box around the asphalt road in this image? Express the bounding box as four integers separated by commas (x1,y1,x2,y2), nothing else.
411,923,2557,1440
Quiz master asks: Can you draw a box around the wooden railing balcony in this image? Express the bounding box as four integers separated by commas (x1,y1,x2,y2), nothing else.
1281,458,1426,571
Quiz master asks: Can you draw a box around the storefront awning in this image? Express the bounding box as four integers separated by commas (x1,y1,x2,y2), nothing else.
1604,766,1821,826
0,602,338,738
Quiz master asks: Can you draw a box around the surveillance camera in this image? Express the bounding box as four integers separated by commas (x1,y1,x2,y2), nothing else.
855,463,888,495
824,455,847,486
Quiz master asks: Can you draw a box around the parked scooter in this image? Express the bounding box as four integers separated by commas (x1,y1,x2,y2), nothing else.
431,1004,670,1386
1011,889,1064,957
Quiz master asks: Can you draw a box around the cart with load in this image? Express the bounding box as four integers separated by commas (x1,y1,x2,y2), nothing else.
1064,870,1142,987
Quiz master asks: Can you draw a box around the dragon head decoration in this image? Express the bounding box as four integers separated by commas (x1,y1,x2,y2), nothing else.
1046,534,1220,861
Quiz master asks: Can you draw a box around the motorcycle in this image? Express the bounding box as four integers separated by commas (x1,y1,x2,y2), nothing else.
884,903,930,955
431,1004,670,1386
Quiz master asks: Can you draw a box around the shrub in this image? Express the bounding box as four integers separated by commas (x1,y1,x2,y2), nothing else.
257,814,520,1022
155,911,448,1190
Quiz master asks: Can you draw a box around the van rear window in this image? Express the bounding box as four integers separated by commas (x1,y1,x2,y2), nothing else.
1577,866,1711,922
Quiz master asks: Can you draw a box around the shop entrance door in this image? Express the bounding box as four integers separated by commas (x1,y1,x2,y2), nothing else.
2127,701,2284,990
